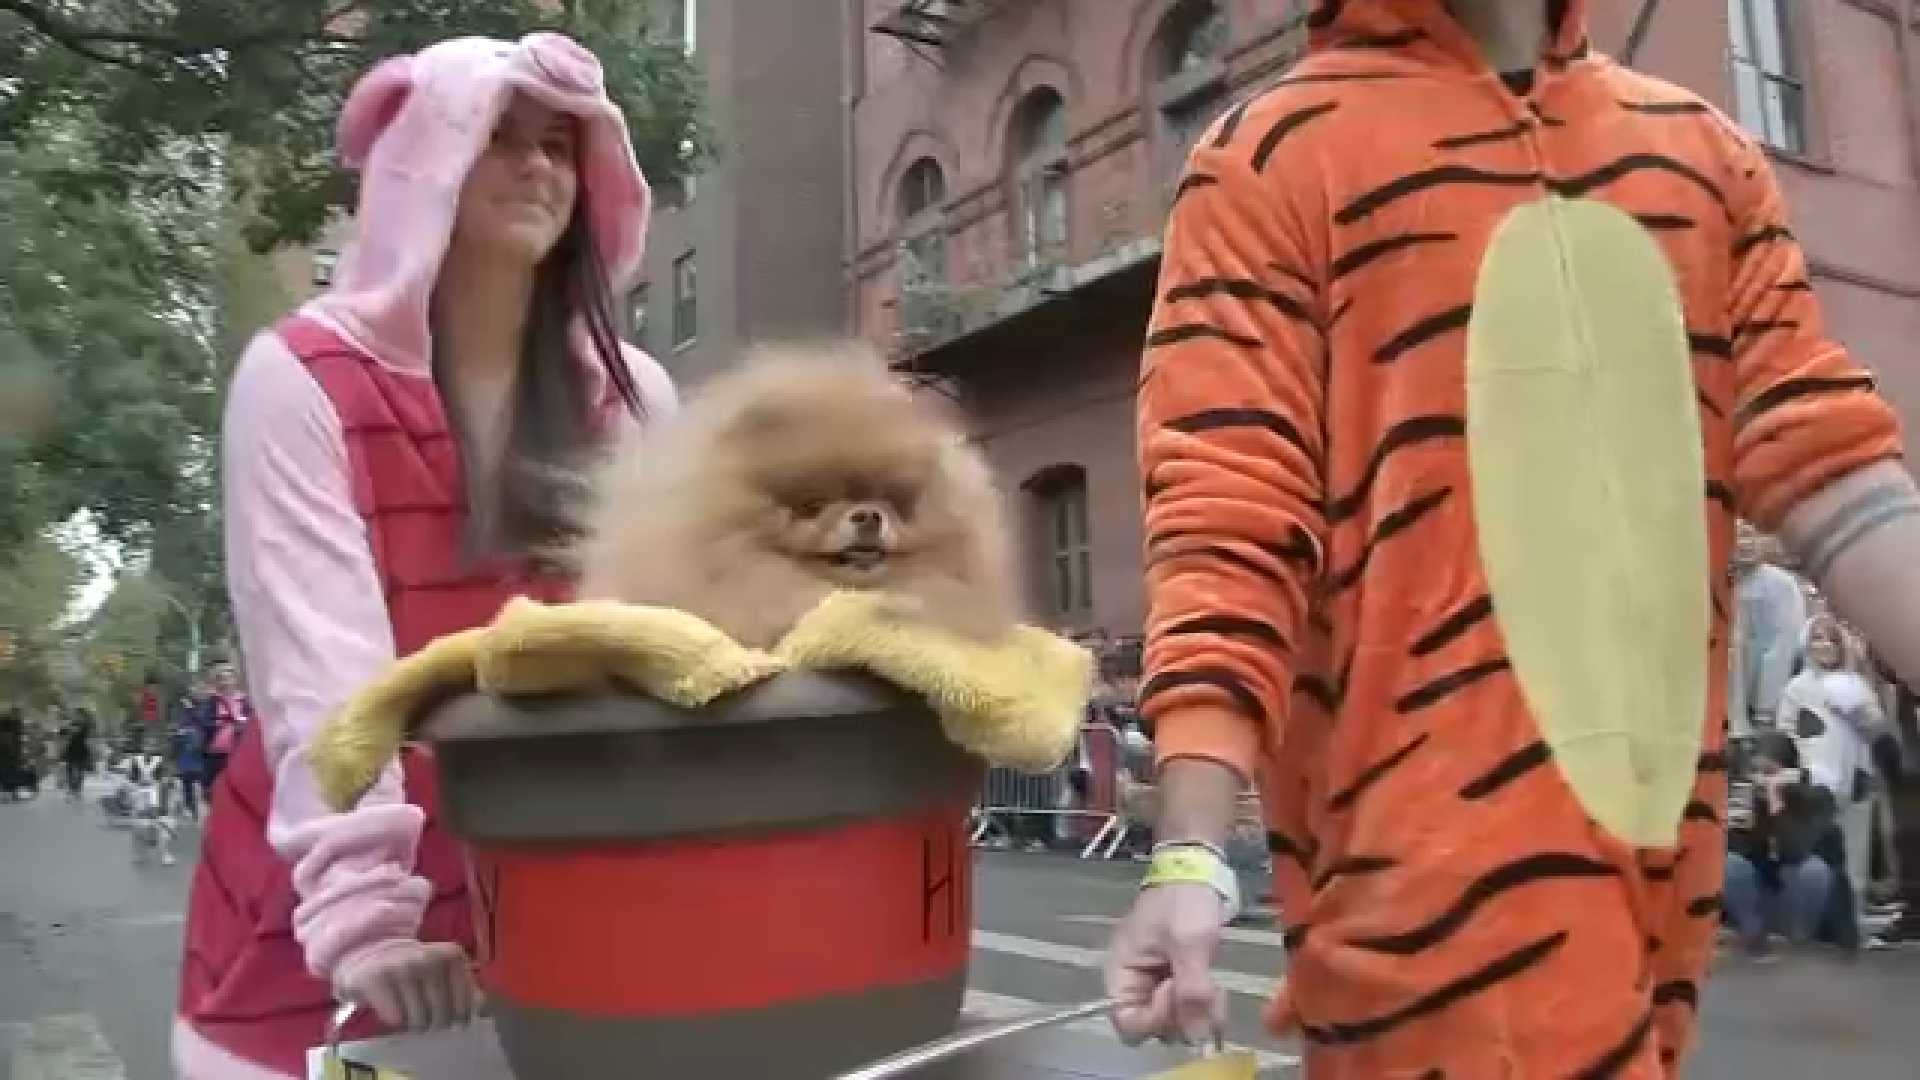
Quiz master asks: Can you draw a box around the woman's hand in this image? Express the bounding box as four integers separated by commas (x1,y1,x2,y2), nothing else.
337,940,480,1032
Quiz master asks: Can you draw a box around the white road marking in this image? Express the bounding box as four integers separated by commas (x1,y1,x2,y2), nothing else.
1059,913,1291,950
106,911,185,929
11,1013,127,1080
962,990,1300,1072
972,930,1282,999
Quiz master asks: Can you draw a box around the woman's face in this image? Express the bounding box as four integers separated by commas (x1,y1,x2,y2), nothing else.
451,92,580,266
1809,627,1842,670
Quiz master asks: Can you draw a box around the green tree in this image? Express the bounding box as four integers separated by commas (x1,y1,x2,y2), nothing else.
1,0,712,251
0,539,78,711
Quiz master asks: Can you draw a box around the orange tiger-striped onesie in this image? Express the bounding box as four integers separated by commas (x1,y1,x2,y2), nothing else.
1138,2,1904,1077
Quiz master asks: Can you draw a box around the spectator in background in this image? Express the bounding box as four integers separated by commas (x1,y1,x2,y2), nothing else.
171,691,209,823
60,708,94,801
1725,731,1837,958
1730,528,1807,745
1779,614,1884,945
198,663,250,790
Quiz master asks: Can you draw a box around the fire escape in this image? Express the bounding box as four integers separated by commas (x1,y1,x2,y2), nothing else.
869,0,1016,63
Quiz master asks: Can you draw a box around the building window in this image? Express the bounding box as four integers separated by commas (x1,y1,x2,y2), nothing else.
671,252,697,349
1011,87,1069,270
897,157,948,287
664,0,697,52
1155,0,1231,173
1033,466,1093,619
1727,0,1805,154
628,284,649,346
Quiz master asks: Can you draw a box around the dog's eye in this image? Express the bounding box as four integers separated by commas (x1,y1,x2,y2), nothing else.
792,498,827,518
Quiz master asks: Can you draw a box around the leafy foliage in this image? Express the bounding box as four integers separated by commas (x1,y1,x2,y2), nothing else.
1,0,713,251
0,539,78,710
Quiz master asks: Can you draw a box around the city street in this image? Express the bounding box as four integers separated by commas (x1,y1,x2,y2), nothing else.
5,783,1920,1078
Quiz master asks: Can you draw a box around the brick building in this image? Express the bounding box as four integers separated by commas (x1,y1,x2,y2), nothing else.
848,0,1920,639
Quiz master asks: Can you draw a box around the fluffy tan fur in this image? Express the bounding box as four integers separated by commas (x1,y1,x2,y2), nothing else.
576,342,1019,650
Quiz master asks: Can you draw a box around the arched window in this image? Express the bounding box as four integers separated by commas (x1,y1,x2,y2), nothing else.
897,156,948,288
1153,0,1230,183
1010,87,1069,269
1029,464,1092,619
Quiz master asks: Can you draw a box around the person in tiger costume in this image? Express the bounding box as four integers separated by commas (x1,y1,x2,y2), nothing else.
1103,1,1920,1076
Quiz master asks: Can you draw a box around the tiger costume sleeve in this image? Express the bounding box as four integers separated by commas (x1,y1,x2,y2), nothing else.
1137,116,1329,779
1726,136,1904,525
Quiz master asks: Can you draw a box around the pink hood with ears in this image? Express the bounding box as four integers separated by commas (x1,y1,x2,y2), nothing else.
314,32,653,375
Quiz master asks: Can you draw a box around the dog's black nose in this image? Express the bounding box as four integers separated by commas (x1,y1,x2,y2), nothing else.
851,508,882,532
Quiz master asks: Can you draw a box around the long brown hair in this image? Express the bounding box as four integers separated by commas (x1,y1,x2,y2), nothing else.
440,196,644,565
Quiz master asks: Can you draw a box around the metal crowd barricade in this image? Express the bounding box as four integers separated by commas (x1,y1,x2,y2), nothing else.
969,722,1128,859
969,722,1271,862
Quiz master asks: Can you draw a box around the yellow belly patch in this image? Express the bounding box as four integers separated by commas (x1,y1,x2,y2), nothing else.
1466,196,1708,848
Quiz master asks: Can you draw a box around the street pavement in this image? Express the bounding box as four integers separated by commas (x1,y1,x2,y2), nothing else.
5,784,1920,1078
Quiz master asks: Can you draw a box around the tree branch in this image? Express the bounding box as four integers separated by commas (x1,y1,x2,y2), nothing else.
0,0,363,70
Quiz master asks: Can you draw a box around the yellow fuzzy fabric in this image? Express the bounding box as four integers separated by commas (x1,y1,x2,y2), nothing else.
773,591,1091,773
310,593,1091,811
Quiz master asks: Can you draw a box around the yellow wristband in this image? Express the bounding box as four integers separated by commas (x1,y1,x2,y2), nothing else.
1142,845,1240,921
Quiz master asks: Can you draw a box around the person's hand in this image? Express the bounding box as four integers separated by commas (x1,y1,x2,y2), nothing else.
337,940,480,1033
1104,880,1228,1046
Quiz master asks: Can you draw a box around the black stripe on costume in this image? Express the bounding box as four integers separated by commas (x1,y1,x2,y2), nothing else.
1687,892,1725,918
1412,594,1493,657
1683,800,1721,825
1268,828,1318,866
1550,154,1727,210
1328,488,1452,594
1161,615,1291,653
1329,733,1430,813
1170,173,1220,208
1338,166,1541,225
1734,319,1802,340
1302,932,1568,1045
1653,979,1700,1009
1689,333,1733,360
1252,101,1341,173
1210,100,1251,148
1328,415,1467,522
1734,224,1794,259
1396,657,1510,713
1146,322,1262,350
1707,480,1735,513
1276,71,1411,89
1306,1,1342,30
1458,740,1552,800
1775,278,1815,293
1296,674,1340,713
1141,667,1263,719
1164,407,1316,470
1637,213,1696,231
1164,277,1315,323
1698,390,1726,419
1434,122,1529,150
1618,99,1712,115
1313,855,1400,891
1349,853,1617,955
1148,542,1294,590
1738,376,1877,424
1574,1008,1656,1080
1333,29,1425,50
1332,232,1457,281
1284,924,1312,950
1698,750,1730,773
1374,304,1473,364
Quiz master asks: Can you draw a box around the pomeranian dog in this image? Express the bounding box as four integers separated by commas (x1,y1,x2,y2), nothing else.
576,343,1018,650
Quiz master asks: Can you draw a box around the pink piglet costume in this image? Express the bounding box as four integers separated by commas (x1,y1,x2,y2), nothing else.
173,33,676,1079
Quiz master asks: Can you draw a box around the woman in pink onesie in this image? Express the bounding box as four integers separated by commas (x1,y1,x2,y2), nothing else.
173,33,677,1078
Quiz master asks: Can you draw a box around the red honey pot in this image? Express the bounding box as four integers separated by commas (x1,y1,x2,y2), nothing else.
422,672,982,1079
